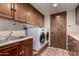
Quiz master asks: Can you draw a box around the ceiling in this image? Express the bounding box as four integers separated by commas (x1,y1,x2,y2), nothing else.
31,3,78,15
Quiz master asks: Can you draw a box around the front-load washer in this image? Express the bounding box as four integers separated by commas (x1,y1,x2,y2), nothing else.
27,28,46,51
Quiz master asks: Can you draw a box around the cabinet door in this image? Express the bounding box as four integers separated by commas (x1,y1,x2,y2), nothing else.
38,13,44,27
72,38,79,56
14,3,26,22
23,4,30,23
24,4,44,27
28,5,44,27
68,35,74,56
25,4,36,25
0,3,12,19
0,42,21,56
22,38,33,56
68,35,79,56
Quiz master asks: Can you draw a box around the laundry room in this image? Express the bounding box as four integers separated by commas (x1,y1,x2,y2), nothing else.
0,2,79,56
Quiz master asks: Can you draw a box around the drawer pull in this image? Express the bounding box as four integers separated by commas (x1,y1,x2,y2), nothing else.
22,50,24,54
19,52,22,55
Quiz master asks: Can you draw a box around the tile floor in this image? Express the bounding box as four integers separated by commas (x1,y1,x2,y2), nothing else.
40,47,69,56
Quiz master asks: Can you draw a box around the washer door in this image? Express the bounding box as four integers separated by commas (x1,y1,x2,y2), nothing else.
40,32,45,45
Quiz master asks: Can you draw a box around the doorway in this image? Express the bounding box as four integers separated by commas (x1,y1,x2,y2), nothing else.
50,11,67,49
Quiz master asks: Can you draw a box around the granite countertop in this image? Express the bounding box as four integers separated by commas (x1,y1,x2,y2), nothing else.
68,31,79,41
0,36,33,47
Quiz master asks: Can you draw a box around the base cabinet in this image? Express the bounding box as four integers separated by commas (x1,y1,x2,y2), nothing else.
0,42,21,56
68,35,79,56
22,39,33,56
0,38,33,56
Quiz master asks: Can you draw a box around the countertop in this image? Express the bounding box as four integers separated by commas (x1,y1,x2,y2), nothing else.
0,36,33,47
68,31,79,41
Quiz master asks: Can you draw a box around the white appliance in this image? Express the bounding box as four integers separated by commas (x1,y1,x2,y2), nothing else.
44,29,49,43
27,28,46,51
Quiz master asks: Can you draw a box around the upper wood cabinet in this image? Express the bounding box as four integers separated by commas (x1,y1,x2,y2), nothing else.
37,13,44,27
24,4,44,27
0,3,12,19
14,3,44,27
24,4,35,25
76,4,79,25
0,3,44,27
14,3,26,22
25,4,38,25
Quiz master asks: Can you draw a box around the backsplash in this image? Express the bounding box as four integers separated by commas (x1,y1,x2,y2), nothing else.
0,18,27,31
0,17,27,40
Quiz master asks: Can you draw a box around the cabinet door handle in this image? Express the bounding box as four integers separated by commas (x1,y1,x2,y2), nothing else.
19,52,22,55
22,50,24,54
19,50,24,55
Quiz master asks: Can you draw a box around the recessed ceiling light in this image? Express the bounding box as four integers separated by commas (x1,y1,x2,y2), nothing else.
53,3,58,7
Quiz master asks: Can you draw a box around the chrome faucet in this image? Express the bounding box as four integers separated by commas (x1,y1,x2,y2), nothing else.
6,32,13,40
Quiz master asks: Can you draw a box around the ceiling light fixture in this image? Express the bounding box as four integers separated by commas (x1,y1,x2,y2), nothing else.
53,3,58,7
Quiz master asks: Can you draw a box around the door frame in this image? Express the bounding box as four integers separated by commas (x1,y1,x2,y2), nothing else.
50,11,67,49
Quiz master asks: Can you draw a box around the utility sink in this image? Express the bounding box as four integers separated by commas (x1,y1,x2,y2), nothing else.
0,39,8,43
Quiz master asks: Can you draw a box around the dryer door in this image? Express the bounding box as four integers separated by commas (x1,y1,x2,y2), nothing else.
40,32,45,45
46,32,49,41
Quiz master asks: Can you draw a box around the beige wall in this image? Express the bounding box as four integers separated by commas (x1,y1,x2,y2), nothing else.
67,9,79,32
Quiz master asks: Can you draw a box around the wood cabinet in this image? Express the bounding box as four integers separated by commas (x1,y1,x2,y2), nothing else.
14,3,26,22
38,13,44,27
24,4,36,25
24,4,44,27
68,35,79,56
34,11,44,27
0,3,12,19
22,38,33,56
0,38,33,56
0,3,44,27
0,42,21,56
76,4,79,25
14,3,44,27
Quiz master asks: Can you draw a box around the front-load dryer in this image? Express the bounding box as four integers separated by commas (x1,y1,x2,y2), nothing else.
44,29,49,43
27,28,46,51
